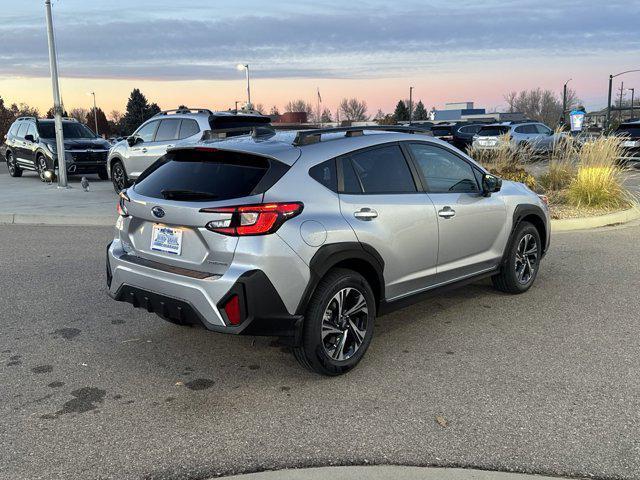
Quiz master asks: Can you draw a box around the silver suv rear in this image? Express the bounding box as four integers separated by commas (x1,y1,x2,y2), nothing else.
472,121,558,153
106,126,550,375
107,108,271,192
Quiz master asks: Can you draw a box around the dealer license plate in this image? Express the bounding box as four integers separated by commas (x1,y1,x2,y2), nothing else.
151,225,183,255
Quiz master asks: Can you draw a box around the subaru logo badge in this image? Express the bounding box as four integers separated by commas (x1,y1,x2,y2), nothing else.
152,206,165,218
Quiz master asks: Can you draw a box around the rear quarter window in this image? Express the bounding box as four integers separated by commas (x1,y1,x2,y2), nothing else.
133,149,288,201
309,159,337,192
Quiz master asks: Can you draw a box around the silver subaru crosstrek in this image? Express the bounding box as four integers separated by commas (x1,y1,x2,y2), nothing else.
106,126,550,375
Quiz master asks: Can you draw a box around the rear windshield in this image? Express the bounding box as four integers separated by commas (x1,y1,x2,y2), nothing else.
617,125,640,137
133,149,288,201
431,126,453,136
38,121,96,139
477,126,510,136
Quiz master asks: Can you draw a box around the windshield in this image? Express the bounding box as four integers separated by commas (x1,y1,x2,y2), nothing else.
38,121,97,139
431,126,453,136
478,126,510,136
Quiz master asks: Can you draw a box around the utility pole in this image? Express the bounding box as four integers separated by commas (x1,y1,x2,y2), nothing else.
618,82,625,122
408,86,414,124
89,91,98,136
629,88,636,120
606,74,613,130
562,78,572,127
45,0,68,188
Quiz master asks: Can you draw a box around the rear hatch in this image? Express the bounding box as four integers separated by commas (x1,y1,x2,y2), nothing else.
430,125,455,143
475,125,511,146
122,147,290,276
617,124,640,149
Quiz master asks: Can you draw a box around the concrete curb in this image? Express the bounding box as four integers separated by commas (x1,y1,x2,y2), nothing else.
551,206,640,232
0,213,115,226
215,466,574,480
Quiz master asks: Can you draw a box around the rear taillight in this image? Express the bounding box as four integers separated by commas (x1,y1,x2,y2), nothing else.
117,191,129,217
201,202,303,236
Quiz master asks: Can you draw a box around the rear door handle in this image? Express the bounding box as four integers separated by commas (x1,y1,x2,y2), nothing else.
438,206,456,219
354,208,378,221
141,148,148,153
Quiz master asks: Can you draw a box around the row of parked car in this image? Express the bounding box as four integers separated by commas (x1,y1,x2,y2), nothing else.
2,110,639,193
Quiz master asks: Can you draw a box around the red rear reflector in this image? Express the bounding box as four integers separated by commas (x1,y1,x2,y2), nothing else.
202,202,303,236
223,295,242,325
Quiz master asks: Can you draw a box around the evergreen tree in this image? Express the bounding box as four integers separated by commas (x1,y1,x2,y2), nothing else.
393,100,409,121
413,101,428,120
86,107,111,136
122,89,159,134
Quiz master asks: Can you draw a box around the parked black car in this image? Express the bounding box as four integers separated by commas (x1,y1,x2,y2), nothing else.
616,121,640,164
430,123,457,145
452,123,486,151
2,116,111,181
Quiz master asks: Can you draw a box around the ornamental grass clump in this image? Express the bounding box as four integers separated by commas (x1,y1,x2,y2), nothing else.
567,136,628,208
539,134,578,192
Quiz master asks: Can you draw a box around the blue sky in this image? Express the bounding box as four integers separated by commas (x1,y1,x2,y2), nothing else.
0,0,638,113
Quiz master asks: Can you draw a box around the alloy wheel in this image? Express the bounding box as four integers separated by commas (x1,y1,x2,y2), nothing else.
7,153,15,175
515,233,538,284
112,163,126,191
321,287,369,361
37,156,47,180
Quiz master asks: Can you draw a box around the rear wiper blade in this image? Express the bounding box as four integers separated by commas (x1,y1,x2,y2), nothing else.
160,189,219,200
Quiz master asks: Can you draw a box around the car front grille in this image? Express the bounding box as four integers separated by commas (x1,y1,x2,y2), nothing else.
68,151,109,162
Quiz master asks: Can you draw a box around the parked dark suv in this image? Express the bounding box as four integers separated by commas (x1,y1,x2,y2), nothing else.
2,117,111,181
616,121,640,164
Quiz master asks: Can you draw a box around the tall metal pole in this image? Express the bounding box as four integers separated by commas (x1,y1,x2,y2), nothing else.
44,0,68,188
618,81,625,123
630,88,635,120
408,86,414,124
606,75,613,131
244,65,251,107
90,91,98,136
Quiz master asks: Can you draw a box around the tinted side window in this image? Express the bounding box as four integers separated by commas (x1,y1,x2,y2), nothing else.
340,145,416,194
536,124,552,135
409,143,479,193
514,126,526,134
134,121,158,142
16,122,28,139
154,119,181,142
26,123,37,139
309,159,337,192
523,124,538,134
179,119,200,139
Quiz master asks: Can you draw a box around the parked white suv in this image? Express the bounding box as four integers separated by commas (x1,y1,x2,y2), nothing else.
107,108,271,192
472,122,558,154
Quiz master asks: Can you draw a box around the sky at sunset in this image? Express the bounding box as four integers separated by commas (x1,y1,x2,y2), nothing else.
0,0,638,118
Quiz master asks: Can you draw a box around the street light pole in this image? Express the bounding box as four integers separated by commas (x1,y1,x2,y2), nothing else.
408,86,414,124
90,91,98,136
237,64,251,108
629,88,636,120
606,69,640,130
562,78,572,125
44,0,68,188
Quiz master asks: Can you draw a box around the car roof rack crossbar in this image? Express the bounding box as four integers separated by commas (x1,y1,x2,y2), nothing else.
153,108,214,117
201,125,276,140
16,116,37,121
292,125,433,146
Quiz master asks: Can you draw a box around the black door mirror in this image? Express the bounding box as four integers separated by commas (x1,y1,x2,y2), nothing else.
482,173,502,196
127,136,140,147
24,134,35,143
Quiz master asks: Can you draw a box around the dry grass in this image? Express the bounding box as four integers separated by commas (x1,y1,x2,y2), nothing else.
538,134,578,192
567,136,629,208
467,134,537,189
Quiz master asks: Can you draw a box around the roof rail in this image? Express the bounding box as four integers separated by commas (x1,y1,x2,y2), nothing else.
292,125,433,146
153,108,214,117
16,116,37,122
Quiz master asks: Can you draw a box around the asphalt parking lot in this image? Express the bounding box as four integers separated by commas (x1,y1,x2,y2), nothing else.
1,222,639,480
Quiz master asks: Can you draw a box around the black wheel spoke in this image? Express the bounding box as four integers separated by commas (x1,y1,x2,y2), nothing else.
321,287,368,362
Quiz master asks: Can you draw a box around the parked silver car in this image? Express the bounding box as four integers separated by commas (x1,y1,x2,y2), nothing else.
472,122,558,153
106,126,550,375
107,108,271,192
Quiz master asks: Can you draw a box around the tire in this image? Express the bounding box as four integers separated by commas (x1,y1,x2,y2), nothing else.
110,160,129,193
97,167,109,180
294,268,376,376
6,151,23,178
492,221,542,294
36,154,48,182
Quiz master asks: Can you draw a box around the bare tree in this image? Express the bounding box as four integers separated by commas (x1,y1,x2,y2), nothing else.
503,88,581,126
109,110,123,123
69,107,89,123
269,105,280,116
284,99,313,117
339,98,368,122
253,103,265,114
320,108,333,123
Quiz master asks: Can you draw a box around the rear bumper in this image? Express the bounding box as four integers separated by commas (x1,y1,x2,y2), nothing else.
106,240,304,338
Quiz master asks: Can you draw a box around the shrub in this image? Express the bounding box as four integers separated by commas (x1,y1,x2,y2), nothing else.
567,136,628,208
467,135,536,189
